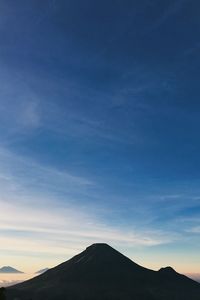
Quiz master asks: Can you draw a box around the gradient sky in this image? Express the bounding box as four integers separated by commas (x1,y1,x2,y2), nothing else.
0,0,200,275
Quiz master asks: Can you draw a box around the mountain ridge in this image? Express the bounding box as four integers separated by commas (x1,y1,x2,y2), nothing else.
7,243,200,300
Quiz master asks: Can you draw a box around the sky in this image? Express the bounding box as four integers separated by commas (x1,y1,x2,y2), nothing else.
0,0,200,280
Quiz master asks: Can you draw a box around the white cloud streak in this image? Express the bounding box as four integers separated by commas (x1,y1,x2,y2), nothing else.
0,147,92,196
186,226,200,234
0,147,174,272
0,197,173,267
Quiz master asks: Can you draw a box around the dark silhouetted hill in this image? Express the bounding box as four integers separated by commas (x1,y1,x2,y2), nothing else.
7,243,200,300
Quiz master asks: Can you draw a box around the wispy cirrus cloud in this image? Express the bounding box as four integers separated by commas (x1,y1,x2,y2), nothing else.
0,146,176,272
0,147,92,197
0,197,174,262
148,0,188,32
186,226,200,234
0,67,42,147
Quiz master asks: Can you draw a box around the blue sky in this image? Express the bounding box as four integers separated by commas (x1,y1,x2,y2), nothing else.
0,0,200,275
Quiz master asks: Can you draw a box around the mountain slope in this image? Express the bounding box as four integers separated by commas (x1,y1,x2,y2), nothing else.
7,243,200,300
0,266,23,274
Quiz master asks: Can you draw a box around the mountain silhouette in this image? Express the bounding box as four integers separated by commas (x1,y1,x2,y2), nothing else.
0,266,23,274
35,268,49,274
7,243,200,300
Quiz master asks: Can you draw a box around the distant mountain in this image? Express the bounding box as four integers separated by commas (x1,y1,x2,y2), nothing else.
7,243,200,300
0,266,23,274
35,268,49,274
187,273,200,283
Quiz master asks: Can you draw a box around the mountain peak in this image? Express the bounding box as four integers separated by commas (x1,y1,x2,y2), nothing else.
158,266,178,278
71,243,131,266
0,266,23,274
85,243,115,253
35,268,49,274
82,243,135,266
86,243,110,249
159,266,176,273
